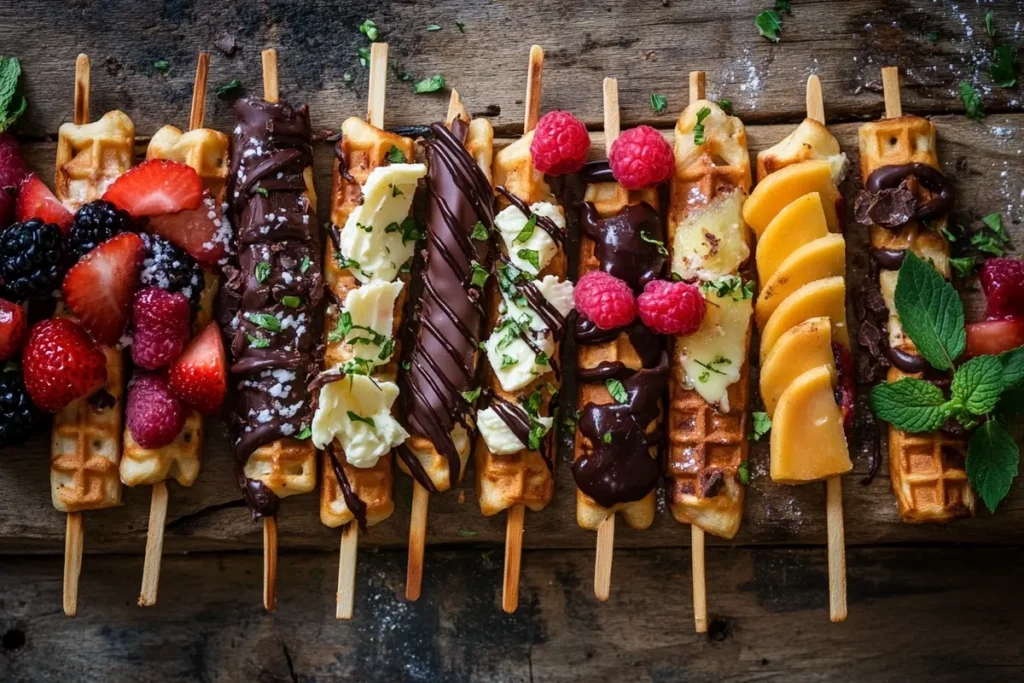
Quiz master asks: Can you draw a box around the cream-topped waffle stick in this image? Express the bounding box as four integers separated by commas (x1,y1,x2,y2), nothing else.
118,53,230,608
747,74,853,623
666,72,752,633
475,45,574,614
573,78,666,602
309,43,423,619
50,55,134,617
858,67,975,524
393,86,495,602
223,50,322,611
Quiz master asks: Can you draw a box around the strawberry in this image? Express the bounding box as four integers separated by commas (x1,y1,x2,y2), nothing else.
0,132,27,228
0,298,26,360
965,319,1024,358
168,322,227,415
22,318,107,412
146,190,229,266
101,159,203,218
62,232,146,346
15,173,74,233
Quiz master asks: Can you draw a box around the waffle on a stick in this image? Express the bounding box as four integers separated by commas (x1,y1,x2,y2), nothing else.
665,100,752,540
56,110,135,212
316,116,419,529
858,112,975,523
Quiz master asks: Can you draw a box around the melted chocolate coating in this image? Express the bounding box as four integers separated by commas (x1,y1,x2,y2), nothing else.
860,162,954,228
579,201,665,292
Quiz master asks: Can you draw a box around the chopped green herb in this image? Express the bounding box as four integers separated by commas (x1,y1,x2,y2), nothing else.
470,261,489,288
702,275,753,301
606,378,628,404
693,106,712,145
774,0,792,14
246,312,281,332
358,47,371,68
154,60,170,74
300,256,312,273
378,337,395,361
256,187,269,197
989,45,1018,88
640,230,669,256
985,11,994,38
462,387,482,403
413,75,445,94
255,261,271,283
402,359,412,371
500,354,518,369
527,421,547,450
246,333,271,349
387,146,407,163
427,23,442,31
602,433,612,444
515,214,538,244
517,248,541,272
296,426,312,440
755,9,783,42
347,411,377,429
650,93,668,114
335,253,361,272
215,79,243,100
748,412,772,442
670,272,683,283
328,311,353,343
926,32,939,43
535,351,549,366
738,460,751,485
391,184,403,197
281,295,301,308
959,81,984,121
358,19,379,41
949,256,978,279
455,21,466,33
717,98,734,116
471,221,489,241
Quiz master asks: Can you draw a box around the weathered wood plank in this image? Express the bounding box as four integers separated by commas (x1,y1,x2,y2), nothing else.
2,114,1022,553
0,547,1021,682
1,1,1021,139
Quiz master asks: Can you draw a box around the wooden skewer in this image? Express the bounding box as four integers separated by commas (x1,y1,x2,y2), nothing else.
336,42,390,619
881,67,903,118
805,73,848,624
593,76,620,603
500,44,545,615
687,70,709,635
63,53,91,619
406,481,429,601
260,48,280,613
138,52,212,609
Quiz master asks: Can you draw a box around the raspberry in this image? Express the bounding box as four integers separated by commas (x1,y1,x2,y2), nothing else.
575,271,636,330
637,279,705,335
981,257,1024,320
126,371,186,449
529,111,590,176
131,287,191,370
608,125,675,190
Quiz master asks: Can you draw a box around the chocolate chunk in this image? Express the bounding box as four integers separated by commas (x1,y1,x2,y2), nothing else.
214,33,237,57
87,389,116,410
699,469,725,498
854,187,917,229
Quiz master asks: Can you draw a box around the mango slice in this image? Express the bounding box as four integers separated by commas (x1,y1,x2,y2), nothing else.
755,192,829,281
759,276,848,364
759,317,836,417
743,159,840,236
755,233,846,330
770,364,852,484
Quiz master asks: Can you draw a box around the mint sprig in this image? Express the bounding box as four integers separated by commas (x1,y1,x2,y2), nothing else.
950,355,1004,416
0,57,27,131
893,251,965,371
967,420,1019,513
870,378,949,433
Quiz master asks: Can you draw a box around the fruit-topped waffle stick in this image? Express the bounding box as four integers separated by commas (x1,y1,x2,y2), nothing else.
394,90,495,599
120,52,231,607
309,43,425,618
573,78,671,601
666,72,752,633
857,67,975,523
223,49,322,611
746,75,853,622
477,45,575,613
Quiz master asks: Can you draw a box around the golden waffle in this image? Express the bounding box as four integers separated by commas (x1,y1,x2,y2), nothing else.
244,437,317,498
858,115,974,522
475,130,564,516
665,100,751,540
56,110,135,212
319,117,415,527
50,347,124,512
120,127,231,489
574,179,659,530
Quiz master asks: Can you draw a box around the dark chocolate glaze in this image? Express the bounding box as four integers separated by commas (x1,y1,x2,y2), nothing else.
578,160,615,184
575,318,664,371
888,345,931,374
225,97,322,518
398,120,494,491
573,353,669,508
864,162,954,223
579,201,665,292
496,185,565,245
327,445,368,532
871,247,907,270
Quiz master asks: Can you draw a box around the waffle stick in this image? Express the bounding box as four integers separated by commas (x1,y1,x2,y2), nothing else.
320,43,410,618
473,45,565,614
574,77,662,602
667,71,752,633
50,54,134,617
866,67,975,523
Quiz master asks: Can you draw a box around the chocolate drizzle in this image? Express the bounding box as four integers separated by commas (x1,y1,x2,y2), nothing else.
225,97,322,518
398,120,494,491
327,445,368,532
496,185,565,245
479,389,554,473
579,201,665,292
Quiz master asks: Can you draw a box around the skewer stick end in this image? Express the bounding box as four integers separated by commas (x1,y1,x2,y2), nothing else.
73,55,91,126
602,78,620,153
406,482,429,601
524,46,545,133
688,71,706,104
63,512,84,617
805,74,826,124
825,476,848,623
261,49,279,104
263,516,278,612
366,43,389,128
138,481,169,607
594,514,615,601
691,525,708,633
881,66,902,119
336,522,359,620
502,504,526,613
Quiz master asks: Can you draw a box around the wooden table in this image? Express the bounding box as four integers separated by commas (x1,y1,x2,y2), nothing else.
2,1,1023,681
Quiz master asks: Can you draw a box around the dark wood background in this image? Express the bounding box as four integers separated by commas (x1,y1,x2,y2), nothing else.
1,1,1023,681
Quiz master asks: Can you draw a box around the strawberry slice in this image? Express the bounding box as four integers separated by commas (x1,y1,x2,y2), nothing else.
15,173,73,233
965,318,1024,358
168,322,227,415
62,232,146,346
147,190,229,266
22,318,107,412
0,298,27,361
101,159,203,218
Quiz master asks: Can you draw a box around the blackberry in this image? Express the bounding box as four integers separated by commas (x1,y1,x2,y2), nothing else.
139,232,204,308
0,219,67,301
68,199,137,261
0,363,41,446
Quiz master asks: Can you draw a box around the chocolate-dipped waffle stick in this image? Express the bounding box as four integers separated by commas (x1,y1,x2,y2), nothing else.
51,54,135,616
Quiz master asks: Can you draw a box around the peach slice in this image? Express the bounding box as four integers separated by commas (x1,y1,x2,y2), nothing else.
759,276,848,364
754,233,846,330
770,364,852,484
755,192,829,281
759,317,836,418
742,159,840,236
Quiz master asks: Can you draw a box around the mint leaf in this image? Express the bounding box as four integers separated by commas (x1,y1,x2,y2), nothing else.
358,19,379,41
153,60,170,74
469,261,489,288
738,460,751,485
514,214,537,244
461,387,481,403
387,146,407,163
870,377,950,432
246,312,281,332
967,420,1019,513
281,295,301,309
894,251,965,371
605,378,628,404
951,355,1004,415
300,256,311,273
413,75,445,94
0,56,27,132
748,411,772,441
426,24,442,31
471,221,489,241
693,106,712,145
517,248,541,272
985,10,995,37
981,213,1010,242
959,81,984,121
347,411,376,429
216,79,243,100
650,93,668,114
716,98,733,116
989,45,1017,88
1000,345,1024,387
755,10,782,42
358,47,370,68
949,256,977,279
255,261,271,283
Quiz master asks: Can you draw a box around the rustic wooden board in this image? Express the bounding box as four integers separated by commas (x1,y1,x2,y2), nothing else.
1,546,1022,682
1,0,1022,139
3,115,1023,553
